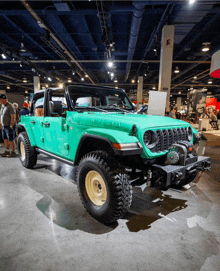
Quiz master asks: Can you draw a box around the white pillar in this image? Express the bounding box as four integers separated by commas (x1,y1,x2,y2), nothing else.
177,97,182,110
158,25,175,111
33,76,40,93
137,76,143,110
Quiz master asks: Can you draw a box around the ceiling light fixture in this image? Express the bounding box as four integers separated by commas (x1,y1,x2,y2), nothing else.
59,83,63,88
68,78,72,83
23,78,27,83
45,84,49,88
174,67,180,74
189,0,196,5
72,71,75,75
202,42,210,52
47,77,52,81
81,77,85,81
208,79,212,84
114,79,118,83
178,91,181,94
7,86,10,89
85,74,88,78
152,86,156,90
107,60,113,68
132,79,135,83
110,72,114,78
1,53,6,59
193,76,197,79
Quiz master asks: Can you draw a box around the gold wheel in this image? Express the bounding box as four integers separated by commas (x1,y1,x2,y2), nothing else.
85,170,107,206
20,141,26,161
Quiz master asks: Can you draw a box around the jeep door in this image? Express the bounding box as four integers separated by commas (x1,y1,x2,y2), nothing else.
30,97,45,149
42,91,70,158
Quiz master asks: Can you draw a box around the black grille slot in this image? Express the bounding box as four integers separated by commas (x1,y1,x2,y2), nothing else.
167,129,173,147
151,127,190,153
162,129,168,150
156,130,162,152
176,128,182,141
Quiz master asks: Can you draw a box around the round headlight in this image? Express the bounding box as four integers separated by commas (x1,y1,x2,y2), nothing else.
143,131,152,146
188,127,193,141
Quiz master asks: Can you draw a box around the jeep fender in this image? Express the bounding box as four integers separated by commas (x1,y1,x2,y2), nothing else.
74,129,142,165
17,123,37,146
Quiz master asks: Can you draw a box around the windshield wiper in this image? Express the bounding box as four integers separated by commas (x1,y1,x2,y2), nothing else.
103,105,130,113
85,106,108,112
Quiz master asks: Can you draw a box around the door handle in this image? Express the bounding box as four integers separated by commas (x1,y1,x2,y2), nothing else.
30,121,36,124
43,122,50,127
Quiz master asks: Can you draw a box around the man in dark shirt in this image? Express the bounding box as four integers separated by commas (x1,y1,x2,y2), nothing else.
0,94,17,157
20,102,30,116
216,109,220,120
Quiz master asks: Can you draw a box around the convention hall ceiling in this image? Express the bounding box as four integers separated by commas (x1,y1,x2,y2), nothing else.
0,0,220,102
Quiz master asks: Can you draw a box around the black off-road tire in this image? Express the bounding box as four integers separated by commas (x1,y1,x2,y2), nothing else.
76,151,132,224
17,132,37,168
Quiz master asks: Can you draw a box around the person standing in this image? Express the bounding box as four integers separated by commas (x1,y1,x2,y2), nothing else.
0,94,17,157
216,109,220,120
20,102,29,116
169,106,176,119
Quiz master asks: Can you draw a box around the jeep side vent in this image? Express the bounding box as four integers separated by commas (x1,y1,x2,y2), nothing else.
151,128,190,153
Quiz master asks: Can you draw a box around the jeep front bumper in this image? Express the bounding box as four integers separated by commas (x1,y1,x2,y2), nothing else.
152,156,211,187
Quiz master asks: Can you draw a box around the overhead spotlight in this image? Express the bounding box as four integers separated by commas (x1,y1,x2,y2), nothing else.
114,79,118,83
59,83,63,88
208,79,212,84
144,73,147,77
170,95,173,97
174,67,180,74
202,42,210,52
153,49,157,52
12,58,15,61
68,78,72,83
107,71,110,74
85,74,88,78
20,42,27,52
1,53,7,59
189,0,196,5
6,86,10,89
110,72,114,77
47,77,52,81
81,77,85,81
72,71,75,75
107,60,113,68
152,86,156,90
178,91,181,94
45,84,49,88
193,76,197,79
32,68,36,72
23,78,28,83
115,86,118,89
131,79,135,83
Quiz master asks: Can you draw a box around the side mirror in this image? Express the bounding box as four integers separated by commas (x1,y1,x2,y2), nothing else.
49,101,63,115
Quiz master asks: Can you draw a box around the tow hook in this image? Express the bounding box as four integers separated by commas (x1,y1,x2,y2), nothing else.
175,171,183,185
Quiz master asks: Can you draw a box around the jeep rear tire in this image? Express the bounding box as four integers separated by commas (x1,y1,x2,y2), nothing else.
77,151,132,224
17,132,37,168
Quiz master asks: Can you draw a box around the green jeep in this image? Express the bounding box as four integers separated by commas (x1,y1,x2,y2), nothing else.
17,84,211,224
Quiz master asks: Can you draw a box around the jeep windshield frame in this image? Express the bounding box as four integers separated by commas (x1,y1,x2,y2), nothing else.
66,84,134,112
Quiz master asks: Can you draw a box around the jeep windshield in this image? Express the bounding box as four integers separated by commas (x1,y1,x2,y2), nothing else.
67,84,134,112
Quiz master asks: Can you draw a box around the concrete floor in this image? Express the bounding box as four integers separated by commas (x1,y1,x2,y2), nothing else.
0,145,220,271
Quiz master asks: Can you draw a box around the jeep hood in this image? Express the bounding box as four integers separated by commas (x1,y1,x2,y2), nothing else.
69,112,190,132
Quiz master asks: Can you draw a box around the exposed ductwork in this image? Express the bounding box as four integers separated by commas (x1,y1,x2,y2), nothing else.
124,3,146,82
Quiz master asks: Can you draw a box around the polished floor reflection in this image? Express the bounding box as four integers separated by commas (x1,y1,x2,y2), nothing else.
0,146,220,271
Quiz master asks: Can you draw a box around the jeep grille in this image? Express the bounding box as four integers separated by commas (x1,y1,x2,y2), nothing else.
151,128,189,153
